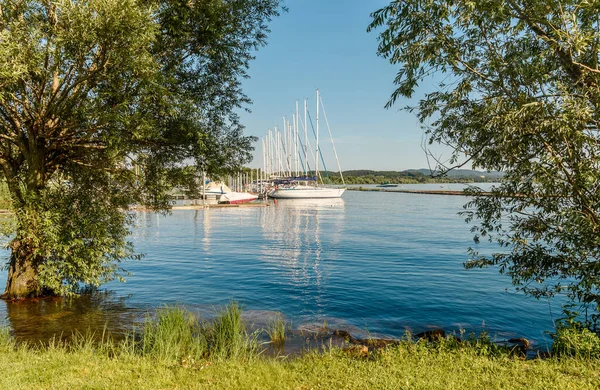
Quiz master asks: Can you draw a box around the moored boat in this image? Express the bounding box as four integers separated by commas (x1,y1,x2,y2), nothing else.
204,181,232,195
218,192,259,204
268,183,345,199
263,89,346,200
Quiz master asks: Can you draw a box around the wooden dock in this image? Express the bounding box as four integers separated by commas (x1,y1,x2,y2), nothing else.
131,202,268,211
173,203,268,209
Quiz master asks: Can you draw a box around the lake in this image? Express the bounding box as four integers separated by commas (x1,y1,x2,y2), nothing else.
0,184,562,349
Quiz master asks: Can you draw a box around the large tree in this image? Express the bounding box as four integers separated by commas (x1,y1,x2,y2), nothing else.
370,0,600,317
0,0,280,298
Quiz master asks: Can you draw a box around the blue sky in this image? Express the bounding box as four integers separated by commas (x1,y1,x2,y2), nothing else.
239,0,450,171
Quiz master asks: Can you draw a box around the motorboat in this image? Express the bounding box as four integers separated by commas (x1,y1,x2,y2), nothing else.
218,192,259,204
204,181,232,195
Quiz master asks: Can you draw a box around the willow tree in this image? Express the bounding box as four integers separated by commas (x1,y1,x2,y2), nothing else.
0,0,280,298
370,1,600,315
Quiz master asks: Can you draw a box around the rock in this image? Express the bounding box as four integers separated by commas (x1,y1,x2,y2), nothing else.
333,329,400,349
507,337,530,349
343,345,369,358
507,337,530,357
363,338,398,348
415,329,446,341
333,329,360,344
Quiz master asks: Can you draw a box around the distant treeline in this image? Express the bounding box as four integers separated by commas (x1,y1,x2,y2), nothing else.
239,168,503,185
321,169,503,185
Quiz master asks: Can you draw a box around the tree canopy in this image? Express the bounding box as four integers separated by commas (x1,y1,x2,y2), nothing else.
0,0,280,297
370,0,600,318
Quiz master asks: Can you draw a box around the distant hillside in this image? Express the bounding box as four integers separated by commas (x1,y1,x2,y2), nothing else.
341,169,503,179
241,168,503,184
405,169,504,179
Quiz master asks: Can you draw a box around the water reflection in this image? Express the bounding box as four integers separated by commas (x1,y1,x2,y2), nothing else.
131,211,162,241
202,208,213,254
1,292,141,343
259,198,345,318
0,190,564,347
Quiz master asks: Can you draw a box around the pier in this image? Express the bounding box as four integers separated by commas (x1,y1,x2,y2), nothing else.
131,202,268,211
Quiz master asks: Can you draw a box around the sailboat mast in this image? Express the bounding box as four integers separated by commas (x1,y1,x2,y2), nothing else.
304,99,308,176
295,100,299,177
319,94,345,186
287,119,292,177
315,89,319,181
275,128,279,176
269,129,273,177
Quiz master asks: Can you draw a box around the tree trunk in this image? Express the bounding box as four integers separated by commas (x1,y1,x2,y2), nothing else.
1,239,46,299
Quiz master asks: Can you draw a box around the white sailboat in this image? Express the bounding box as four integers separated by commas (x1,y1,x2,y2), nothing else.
268,186,344,199
267,89,346,199
268,177,345,199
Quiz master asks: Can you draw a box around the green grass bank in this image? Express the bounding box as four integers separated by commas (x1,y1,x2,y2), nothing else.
2,342,599,389
0,304,598,389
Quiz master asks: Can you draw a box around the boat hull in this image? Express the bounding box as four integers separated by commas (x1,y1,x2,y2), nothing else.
268,187,345,199
219,192,259,204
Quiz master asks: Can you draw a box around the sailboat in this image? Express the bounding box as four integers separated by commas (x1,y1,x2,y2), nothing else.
266,89,345,199
268,177,345,199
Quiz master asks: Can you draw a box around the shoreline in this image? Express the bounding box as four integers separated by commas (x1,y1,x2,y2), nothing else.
347,187,492,196
0,303,595,389
131,202,269,211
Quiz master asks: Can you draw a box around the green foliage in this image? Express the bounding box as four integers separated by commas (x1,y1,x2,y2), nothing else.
266,313,287,346
1,324,600,389
321,169,500,185
17,173,140,295
552,325,600,359
370,1,600,313
0,326,14,353
140,303,257,362
0,181,11,210
141,305,207,363
0,303,599,387
551,308,600,358
209,301,259,360
0,0,281,296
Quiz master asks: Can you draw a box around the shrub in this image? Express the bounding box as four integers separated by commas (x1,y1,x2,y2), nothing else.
552,325,600,359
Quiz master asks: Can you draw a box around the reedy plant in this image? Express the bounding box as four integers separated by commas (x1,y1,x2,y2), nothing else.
141,305,207,363
266,313,288,346
209,301,259,360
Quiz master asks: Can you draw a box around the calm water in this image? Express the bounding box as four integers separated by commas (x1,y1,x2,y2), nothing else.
0,184,562,348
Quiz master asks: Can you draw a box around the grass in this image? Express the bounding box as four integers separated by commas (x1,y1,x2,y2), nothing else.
266,313,287,346
209,301,259,359
139,301,258,362
0,304,598,389
141,305,207,362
